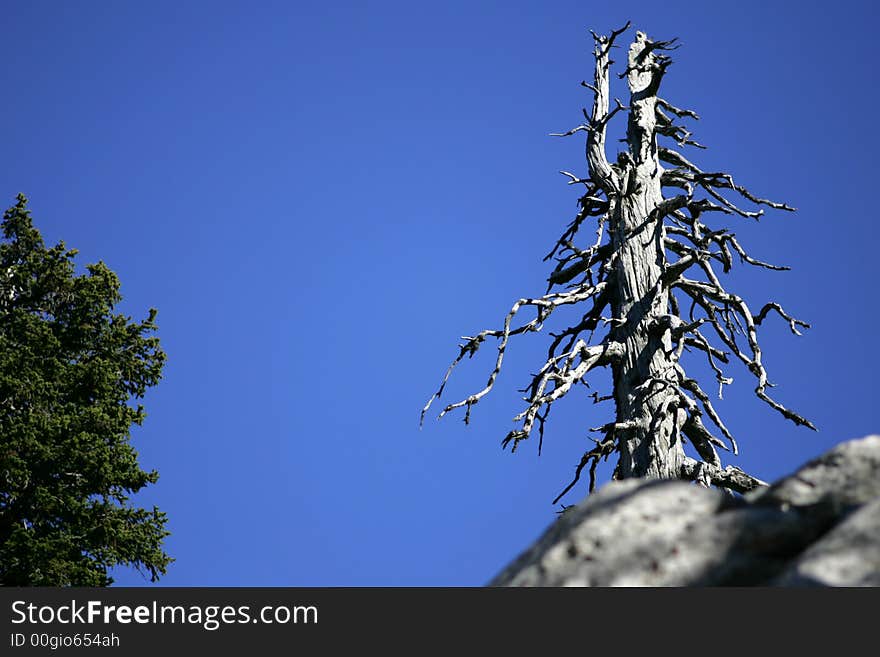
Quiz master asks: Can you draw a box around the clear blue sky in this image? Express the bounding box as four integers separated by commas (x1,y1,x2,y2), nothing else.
2,1,877,586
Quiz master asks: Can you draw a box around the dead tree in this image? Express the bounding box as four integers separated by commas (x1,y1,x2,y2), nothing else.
422,23,813,503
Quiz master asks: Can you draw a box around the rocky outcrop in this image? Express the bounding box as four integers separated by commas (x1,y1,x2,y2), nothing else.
490,435,880,586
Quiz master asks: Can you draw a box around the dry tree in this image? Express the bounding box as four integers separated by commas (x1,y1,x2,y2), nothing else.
421,23,813,504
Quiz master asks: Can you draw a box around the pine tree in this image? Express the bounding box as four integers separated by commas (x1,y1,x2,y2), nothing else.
0,194,170,585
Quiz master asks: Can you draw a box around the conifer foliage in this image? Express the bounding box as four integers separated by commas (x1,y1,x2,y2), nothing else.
0,194,170,585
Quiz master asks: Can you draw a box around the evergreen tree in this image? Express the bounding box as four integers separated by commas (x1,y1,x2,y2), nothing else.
0,193,170,585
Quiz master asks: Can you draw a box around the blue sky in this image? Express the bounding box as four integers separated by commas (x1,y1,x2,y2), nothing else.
2,1,877,586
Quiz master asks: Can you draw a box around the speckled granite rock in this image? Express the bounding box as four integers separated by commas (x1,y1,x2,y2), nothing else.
490,435,880,587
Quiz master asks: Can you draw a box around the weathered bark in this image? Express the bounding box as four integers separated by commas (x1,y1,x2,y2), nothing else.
604,32,684,479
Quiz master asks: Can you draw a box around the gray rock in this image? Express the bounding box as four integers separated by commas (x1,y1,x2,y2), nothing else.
489,435,880,587
772,497,880,587
747,435,880,513
660,505,820,586
491,480,726,586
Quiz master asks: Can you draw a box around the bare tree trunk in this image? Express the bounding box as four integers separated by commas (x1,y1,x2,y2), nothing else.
597,32,685,479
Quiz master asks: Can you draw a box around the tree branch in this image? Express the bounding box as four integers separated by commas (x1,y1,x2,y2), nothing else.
680,457,767,494
584,24,630,193
421,282,610,427
504,339,625,452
